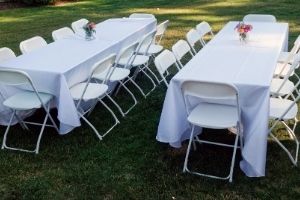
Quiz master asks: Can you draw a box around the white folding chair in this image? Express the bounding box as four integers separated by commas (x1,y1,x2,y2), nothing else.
0,69,58,154
186,28,204,54
69,54,120,140
181,81,242,182
172,39,194,68
52,27,75,41
129,13,155,19
19,36,47,54
269,86,300,165
92,42,140,116
118,30,157,97
278,35,300,64
71,18,89,37
196,21,214,45
271,54,300,98
243,14,277,23
154,50,180,87
0,47,16,62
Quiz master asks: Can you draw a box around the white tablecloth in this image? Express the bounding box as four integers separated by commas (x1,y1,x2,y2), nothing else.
0,18,156,134
156,21,288,177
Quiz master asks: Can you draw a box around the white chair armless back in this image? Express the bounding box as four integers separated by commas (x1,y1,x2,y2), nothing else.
116,42,139,69
182,81,238,101
154,49,177,75
289,53,300,71
71,18,89,37
155,20,169,44
19,36,47,54
0,68,46,107
0,69,30,86
196,21,214,36
156,20,169,36
243,14,277,23
172,40,193,61
186,29,202,50
52,27,75,41
290,35,300,54
0,47,16,62
91,54,117,84
136,30,157,56
129,13,155,19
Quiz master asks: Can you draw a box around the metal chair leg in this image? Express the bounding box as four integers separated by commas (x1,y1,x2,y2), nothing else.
107,81,138,116
183,124,240,182
1,110,15,150
98,98,120,138
78,111,103,141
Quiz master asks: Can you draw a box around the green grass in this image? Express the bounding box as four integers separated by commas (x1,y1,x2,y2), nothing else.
1,0,300,199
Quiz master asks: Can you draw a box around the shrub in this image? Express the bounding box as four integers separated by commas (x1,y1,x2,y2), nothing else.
20,0,56,5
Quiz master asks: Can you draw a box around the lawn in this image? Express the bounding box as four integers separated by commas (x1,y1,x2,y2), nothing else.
0,0,300,199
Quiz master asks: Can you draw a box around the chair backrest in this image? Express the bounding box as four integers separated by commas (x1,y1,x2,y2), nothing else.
52,27,75,41
0,47,16,62
196,21,214,45
115,42,139,69
76,54,116,108
0,68,49,109
289,35,300,55
270,74,300,128
243,14,277,23
278,49,300,79
154,50,180,87
19,36,47,54
129,13,155,19
155,20,170,44
277,53,300,95
71,18,89,36
181,80,240,116
136,30,157,56
186,28,203,54
196,21,214,36
91,54,117,83
182,81,238,100
172,39,194,68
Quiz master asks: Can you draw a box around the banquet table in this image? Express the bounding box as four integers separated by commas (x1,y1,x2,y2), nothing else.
156,21,288,177
0,17,156,134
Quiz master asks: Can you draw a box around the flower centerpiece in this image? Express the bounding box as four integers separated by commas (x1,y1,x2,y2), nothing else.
83,22,96,41
235,22,253,42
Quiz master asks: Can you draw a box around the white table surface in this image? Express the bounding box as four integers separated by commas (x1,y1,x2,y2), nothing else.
156,21,288,177
0,17,156,133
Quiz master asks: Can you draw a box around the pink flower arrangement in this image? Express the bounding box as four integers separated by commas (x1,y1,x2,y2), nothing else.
235,22,253,41
83,22,96,39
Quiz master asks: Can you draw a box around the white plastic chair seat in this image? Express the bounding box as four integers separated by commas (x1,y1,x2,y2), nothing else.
70,83,108,101
139,44,163,55
269,98,297,120
119,55,149,67
93,67,130,82
274,63,294,77
270,78,295,96
187,102,238,129
3,91,52,110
